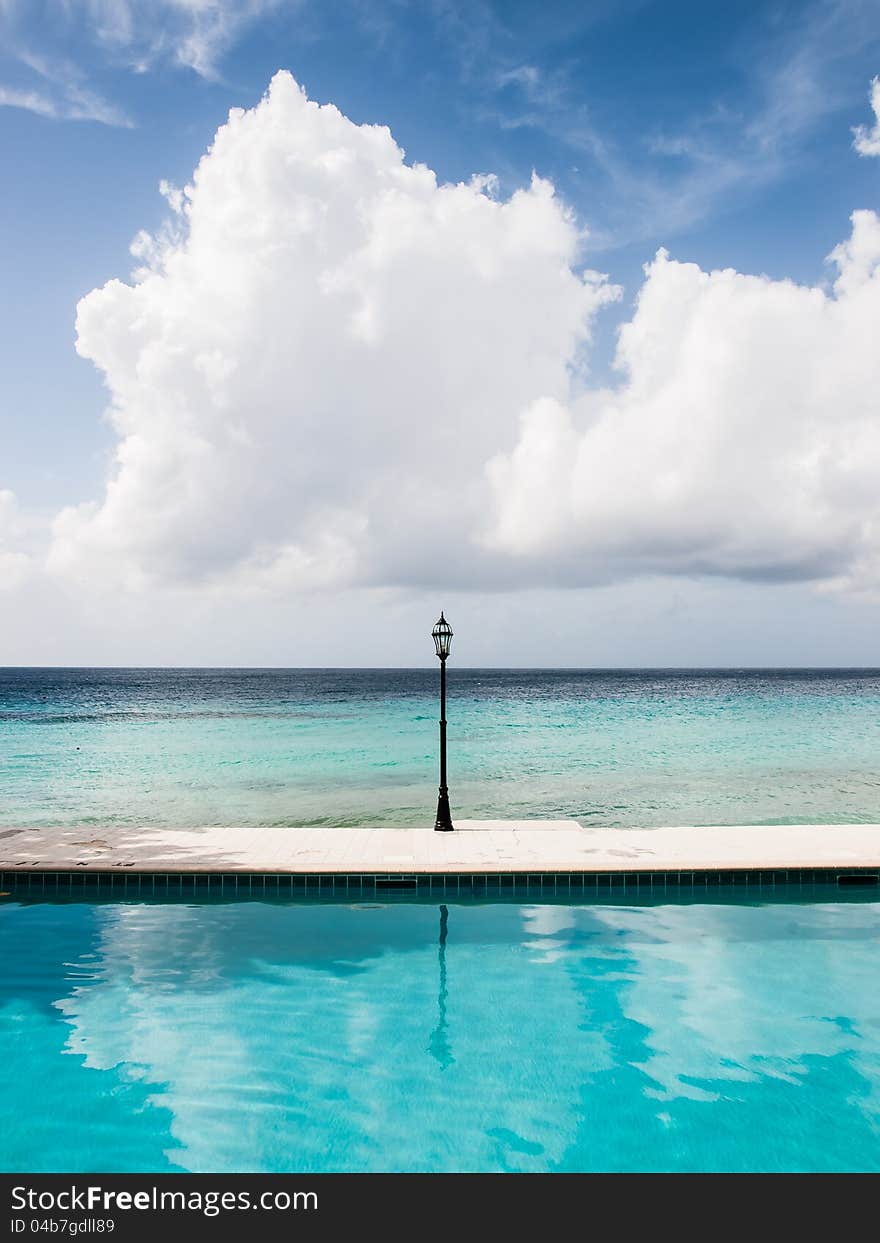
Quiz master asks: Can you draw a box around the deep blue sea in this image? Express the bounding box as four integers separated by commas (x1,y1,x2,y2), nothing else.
2,666,880,827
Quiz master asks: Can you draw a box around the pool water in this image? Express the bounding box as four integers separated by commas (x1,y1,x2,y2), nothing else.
2,894,880,1172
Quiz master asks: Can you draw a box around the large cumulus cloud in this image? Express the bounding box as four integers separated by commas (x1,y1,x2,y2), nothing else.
49,70,880,597
52,70,615,591
486,210,880,591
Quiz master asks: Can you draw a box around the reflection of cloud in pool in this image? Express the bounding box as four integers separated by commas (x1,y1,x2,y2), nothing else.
53,901,612,1172
29,897,880,1171
521,904,578,963
587,902,880,1121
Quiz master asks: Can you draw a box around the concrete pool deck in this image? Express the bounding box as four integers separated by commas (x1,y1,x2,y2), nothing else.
3,821,880,879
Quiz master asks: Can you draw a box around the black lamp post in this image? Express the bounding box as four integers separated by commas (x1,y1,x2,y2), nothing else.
431,612,454,832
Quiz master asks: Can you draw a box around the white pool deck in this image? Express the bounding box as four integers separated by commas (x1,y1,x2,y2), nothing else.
2,821,880,876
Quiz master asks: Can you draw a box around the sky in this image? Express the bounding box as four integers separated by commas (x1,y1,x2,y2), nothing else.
1,0,880,667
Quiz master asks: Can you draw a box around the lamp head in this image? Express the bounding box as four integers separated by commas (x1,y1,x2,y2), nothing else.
431,612,453,659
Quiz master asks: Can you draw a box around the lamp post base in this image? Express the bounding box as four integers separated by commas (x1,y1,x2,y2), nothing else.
434,787,454,832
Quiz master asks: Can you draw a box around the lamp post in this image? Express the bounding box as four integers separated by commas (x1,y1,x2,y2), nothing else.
431,612,454,832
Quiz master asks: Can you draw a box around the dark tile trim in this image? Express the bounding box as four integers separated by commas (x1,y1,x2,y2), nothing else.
1,866,878,899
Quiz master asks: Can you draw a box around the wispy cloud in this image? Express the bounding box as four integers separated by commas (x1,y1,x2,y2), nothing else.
853,75,880,155
0,83,56,117
431,0,880,249
0,81,129,124
83,0,287,80
634,2,880,239
0,0,292,127
0,45,132,124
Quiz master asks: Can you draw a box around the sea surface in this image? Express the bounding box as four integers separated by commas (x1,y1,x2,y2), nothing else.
3,892,880,1172
2,666,880,827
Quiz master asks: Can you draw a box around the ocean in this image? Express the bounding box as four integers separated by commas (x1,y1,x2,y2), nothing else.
2,666,880,828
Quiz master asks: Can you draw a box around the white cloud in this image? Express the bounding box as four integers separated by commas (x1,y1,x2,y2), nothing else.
0,83,57,118
0,1,283,131
84,0,285,77
853,76,880,156
47,71,880,602
0,74,130,125
486,210,880,591
0,490,31,589
53,70,616,591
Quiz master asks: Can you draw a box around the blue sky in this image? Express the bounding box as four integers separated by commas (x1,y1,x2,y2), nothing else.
1,1,880,664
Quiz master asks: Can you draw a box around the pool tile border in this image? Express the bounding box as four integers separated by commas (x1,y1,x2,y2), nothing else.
2,866,878,898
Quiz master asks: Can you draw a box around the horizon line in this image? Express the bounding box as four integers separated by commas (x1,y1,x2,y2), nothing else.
3,664,880,673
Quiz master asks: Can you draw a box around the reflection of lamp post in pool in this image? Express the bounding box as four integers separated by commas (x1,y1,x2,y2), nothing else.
431,612,454,832
428,904,453,1069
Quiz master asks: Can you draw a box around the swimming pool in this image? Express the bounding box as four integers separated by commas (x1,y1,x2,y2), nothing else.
2,891,879,1172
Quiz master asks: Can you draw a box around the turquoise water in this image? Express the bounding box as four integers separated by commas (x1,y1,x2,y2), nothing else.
3,893,880,1172
3,667,880,827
